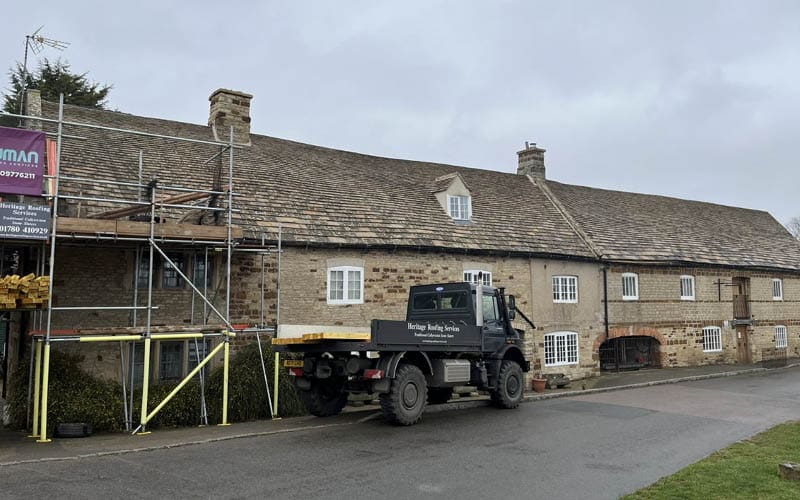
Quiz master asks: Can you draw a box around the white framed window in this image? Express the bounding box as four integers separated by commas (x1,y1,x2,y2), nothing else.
702,326,722,352
544,331,579,366
772,279,783,301
447,195,471,221
775,325,788,349
464,270,492,286
622,273,639,301
552,276,578,303
680,275,695,301
327,266,364,305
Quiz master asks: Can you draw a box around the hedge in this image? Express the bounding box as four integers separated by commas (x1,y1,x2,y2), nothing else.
6,339,306,434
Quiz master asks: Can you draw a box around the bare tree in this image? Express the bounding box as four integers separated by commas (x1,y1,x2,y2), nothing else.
787,217,800,240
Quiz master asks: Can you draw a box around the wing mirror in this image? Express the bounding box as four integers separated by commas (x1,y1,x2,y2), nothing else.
507,294,516,320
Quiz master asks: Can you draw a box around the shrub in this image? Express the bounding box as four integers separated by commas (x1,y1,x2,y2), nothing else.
205,341,307,421
6,338,306,433
6,350,125,434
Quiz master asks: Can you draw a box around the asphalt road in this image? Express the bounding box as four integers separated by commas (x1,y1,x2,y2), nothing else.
2,368,799,499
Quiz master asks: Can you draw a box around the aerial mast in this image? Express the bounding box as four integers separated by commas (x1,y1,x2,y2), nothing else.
19,26,70,116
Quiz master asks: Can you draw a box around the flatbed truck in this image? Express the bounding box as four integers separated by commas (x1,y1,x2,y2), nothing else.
273,282,531,425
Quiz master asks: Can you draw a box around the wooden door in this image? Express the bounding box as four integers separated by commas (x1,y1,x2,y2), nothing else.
736,326,750,364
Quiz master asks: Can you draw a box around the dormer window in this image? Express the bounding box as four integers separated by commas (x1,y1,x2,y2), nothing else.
448,195,471,221
432,173,473,222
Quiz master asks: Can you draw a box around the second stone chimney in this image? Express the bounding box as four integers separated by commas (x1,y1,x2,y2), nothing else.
208,88,253,144
24,89,42,130
517,142,546,179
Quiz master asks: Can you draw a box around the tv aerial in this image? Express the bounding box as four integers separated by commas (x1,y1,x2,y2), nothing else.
19,26,70,115
27,25,70,54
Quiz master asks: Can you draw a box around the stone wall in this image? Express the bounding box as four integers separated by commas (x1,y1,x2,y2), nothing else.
604,265,800,368
229,248,604,381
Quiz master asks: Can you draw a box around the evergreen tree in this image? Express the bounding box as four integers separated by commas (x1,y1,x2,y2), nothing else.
2,58,111,125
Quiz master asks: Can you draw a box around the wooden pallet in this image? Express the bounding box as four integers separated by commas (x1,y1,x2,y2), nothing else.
271,332,371,345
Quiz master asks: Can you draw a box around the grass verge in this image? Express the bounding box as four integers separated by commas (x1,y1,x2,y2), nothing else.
624,421,800,500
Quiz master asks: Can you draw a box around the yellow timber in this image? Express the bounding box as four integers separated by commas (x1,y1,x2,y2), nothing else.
271,332,371,345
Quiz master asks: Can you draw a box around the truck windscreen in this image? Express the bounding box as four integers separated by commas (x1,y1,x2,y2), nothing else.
412,291,469,311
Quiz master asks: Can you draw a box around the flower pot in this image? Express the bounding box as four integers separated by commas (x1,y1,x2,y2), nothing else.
532,378,547,393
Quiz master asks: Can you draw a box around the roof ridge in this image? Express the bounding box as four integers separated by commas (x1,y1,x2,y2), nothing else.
533,177,602,259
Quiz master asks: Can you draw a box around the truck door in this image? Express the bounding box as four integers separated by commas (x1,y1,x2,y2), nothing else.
482,293,506,353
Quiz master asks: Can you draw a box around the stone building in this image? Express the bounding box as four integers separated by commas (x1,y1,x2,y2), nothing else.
2,87,799,399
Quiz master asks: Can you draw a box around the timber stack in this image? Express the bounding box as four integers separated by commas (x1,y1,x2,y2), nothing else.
0,274,51,309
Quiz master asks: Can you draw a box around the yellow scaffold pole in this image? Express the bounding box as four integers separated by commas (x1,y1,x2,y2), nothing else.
28,339,42,438
219,333,231,426
273,352,280,418
138,336,152,435
142,341,225,426
36,343,51,443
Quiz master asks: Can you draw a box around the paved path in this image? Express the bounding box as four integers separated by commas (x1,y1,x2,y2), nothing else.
1,366,798,499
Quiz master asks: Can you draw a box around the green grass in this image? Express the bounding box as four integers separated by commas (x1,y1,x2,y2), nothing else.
624,421,800,500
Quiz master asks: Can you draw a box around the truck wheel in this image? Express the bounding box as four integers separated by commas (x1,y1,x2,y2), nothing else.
300,379,348,417
427,387,453,405
490,360,524,409
380,363,427,425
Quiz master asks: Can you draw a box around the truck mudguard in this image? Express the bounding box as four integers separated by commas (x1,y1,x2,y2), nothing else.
380,351,434,379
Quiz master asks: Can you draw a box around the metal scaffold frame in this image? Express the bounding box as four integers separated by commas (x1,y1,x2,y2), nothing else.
1,95,281,443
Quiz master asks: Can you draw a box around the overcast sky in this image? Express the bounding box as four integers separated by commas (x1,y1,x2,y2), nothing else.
3,1,798,225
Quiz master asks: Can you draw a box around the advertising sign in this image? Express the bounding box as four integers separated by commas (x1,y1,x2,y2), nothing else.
0,126,45,196
0,202,50,240
372,319,482,349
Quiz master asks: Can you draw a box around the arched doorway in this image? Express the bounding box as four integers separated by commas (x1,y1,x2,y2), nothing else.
599,336,661,371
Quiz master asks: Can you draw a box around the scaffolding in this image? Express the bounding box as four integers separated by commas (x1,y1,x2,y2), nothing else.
1,95,281,442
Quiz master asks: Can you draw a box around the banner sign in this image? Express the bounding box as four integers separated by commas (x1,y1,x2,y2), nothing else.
0,126,46,196
0,202,50,240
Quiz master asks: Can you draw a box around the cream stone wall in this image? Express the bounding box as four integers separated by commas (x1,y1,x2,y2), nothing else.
605,266,800,368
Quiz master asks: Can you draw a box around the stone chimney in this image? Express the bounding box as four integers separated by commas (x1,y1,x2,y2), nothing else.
208,89,253,144
24,89,42,130
517,141,546,179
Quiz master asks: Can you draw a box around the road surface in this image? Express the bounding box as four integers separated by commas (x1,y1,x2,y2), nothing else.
1,367,798,499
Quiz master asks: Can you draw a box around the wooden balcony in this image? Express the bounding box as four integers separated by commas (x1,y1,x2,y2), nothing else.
733,294,750,319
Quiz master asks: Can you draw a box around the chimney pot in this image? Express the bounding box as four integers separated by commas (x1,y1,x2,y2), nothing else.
208,88,253,144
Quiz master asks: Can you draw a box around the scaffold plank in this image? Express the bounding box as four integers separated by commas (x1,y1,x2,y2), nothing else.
56,217,243,241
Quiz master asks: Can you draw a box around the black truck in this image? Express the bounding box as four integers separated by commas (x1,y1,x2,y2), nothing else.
274,282,532,425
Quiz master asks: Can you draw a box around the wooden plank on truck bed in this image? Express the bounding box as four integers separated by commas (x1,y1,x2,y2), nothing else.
271,337,304,345
302,332,371,342
271,332,372,345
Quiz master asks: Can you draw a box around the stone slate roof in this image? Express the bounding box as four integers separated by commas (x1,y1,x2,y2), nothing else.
39,101,594,258
547,181,800,271
37,101,800,270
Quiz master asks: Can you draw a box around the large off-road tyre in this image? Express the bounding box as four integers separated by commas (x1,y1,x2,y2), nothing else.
490,360,524,409
427,387,454,405
380,363,427,425
299,379,348,417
